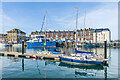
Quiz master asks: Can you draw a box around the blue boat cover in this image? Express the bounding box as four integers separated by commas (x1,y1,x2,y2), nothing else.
58,40,62,43
75,48,94,54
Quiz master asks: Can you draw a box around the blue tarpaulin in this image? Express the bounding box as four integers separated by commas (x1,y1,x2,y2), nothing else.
75,48,94,54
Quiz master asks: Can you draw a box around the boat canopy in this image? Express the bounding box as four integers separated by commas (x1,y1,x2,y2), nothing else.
75,48,94,54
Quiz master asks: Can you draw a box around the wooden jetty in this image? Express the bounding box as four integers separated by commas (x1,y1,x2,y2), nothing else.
0,51,60,61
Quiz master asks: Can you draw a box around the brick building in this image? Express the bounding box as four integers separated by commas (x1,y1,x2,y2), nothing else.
0,34,7,43
7,28,26,44
30,28,111,43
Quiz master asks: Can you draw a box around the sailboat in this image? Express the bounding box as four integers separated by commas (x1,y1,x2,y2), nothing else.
77,9,93,48
59,8,108,65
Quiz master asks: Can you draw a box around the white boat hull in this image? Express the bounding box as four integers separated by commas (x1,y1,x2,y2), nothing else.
12,44,22,48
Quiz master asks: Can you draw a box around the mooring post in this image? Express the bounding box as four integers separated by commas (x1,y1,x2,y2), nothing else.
104,41,107,59
104,41,107,64
22,40,24,54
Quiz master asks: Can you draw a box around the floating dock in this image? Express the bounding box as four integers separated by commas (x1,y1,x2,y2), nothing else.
0,51,60,61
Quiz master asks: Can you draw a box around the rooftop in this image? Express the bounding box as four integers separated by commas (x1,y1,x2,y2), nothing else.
93,28,110,33
7,28,26,34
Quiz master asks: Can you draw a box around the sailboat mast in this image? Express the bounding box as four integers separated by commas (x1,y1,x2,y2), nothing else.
44,11,47,45
83,9,86,41
75,8,78,48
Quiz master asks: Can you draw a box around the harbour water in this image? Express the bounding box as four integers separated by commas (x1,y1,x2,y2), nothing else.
0,46,118,78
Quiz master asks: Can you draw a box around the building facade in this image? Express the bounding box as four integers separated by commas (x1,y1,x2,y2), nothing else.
7,28,26,44
93,28,111,43
30,28,111,43
0,34,7,43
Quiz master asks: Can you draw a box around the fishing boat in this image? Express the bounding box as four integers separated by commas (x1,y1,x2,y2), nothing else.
59,8,108,65
27,11,56,48
27,35,56,48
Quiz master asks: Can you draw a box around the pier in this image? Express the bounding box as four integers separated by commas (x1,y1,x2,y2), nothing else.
0,51,60,61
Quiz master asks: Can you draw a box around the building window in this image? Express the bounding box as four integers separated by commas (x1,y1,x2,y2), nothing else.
104,34,105,40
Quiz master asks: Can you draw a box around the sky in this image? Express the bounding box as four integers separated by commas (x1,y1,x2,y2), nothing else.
0,2,118,40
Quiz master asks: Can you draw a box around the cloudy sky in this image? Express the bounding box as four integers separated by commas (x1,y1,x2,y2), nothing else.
0,1,118,40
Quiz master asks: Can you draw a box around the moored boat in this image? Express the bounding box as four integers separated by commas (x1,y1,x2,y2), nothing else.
27,35,56,48
59,55,107,65
59,8,108,65
27,11,56,48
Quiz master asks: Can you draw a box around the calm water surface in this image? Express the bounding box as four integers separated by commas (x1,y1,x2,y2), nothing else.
0,46,118,78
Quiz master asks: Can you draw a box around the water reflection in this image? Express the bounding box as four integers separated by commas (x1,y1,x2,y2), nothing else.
22,59,24,72
59,62,104,70
75,70,95,77
0,46,111,59
7,57,20,62
0,46,22,52
45,61,56,66
1,46,115,78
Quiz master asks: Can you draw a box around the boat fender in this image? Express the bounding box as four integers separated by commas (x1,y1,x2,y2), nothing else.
31,55,37,58
35,56,37,59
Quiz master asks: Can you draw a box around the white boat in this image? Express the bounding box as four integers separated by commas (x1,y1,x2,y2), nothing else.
0,43,5,48
37,50,52,55
12,43,22,48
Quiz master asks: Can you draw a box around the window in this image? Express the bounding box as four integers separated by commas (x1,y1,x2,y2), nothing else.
104,34,105,40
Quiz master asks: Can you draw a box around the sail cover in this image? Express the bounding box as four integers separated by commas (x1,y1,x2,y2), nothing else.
75,48,94,54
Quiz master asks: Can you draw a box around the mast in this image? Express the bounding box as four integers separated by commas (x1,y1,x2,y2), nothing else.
83,9,86,41
75,8,78,48
44,11,47,45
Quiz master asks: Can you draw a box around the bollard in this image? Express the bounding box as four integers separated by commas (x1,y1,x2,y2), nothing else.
22,41,24,54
